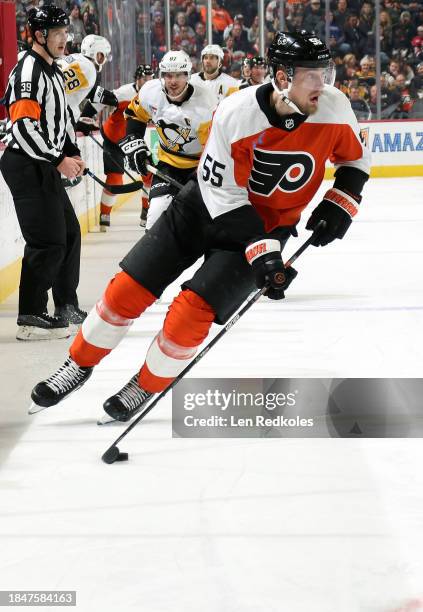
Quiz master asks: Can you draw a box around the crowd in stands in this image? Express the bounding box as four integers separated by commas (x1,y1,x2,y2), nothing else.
144,0,423,118
13,0,423,118
16,0,100,52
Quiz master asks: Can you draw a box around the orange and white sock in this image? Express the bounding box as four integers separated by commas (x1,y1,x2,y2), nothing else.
70,271,156,367
138,290,215,393
100,172,123,215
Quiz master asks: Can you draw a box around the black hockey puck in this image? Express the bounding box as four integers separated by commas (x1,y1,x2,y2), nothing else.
116,452,129,462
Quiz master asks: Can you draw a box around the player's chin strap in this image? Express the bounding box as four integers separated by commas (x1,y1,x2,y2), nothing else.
40,29,62,60
271,78,305,114
165,83,189,102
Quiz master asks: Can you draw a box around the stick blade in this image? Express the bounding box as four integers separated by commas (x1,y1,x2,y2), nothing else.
102,446,120,464
108,181,144,194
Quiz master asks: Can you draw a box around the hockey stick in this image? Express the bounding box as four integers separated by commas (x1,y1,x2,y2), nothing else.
83,168,145,194
145,163,184,191
87,132,141,185
101,223,324,464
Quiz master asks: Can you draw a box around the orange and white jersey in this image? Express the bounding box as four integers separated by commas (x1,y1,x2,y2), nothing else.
57,53,98,121
102,82,138,144
190,71,239,104
126,78,216,169
198,82,371,232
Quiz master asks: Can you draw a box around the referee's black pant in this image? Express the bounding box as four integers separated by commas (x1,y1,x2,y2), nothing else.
0,149,81,316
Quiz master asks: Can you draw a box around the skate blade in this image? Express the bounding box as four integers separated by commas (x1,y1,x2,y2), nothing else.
97,414,118,425
28,401,48,415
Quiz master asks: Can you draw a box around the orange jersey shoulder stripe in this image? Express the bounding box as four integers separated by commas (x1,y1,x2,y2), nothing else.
9,99,41,123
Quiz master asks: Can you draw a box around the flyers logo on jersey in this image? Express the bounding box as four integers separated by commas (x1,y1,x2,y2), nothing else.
249,149,315,196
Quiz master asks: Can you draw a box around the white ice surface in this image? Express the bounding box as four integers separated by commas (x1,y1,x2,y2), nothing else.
1,178,423,612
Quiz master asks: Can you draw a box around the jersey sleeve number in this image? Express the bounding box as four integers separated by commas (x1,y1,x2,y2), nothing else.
63,68,81,92
202,154,225,187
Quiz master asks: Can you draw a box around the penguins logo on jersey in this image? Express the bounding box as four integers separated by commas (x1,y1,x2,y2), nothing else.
249,149,315,196
156,120,195,153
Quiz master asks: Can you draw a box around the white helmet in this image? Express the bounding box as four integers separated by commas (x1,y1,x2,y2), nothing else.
201,44,224,63
159,50,192,77
81,35,112,71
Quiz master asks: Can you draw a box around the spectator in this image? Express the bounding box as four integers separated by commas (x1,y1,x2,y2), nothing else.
210,0,233,45
348,84,371,119
356,55,376,86
194,22,207,51
377,11,394,57
384,0,402,26
223,13,249,40
303,0,324,33
394,72,414,115
265,0,279,32
248,15,261,43
82,9,98,35
392,11,415,53
410,61,423,98
152,11,166,52
358,1,374,38
173,12,195,39
317,12,350,56
226,22,252,54
344,13,366,57
69,4,86,52
287,14,305,33
411,26,423,65
174,25,196,56
184,1,201,30
334,0,350,31
368,82,400,117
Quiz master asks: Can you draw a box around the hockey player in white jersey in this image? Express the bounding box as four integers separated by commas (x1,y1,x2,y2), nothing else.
99,64,154,230
120,50,216,231
190,44,239,103
58,34,118,134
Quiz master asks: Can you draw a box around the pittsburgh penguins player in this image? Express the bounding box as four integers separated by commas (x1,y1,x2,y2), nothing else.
190,44,239,104
119,50,216,230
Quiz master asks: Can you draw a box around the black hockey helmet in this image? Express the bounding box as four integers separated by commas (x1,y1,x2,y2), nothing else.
27,5,70,38
247,55,267,68
267,30,331,79
134,64,154,80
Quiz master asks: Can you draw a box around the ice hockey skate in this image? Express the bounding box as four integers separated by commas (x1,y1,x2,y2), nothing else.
16,313,70,341
54,304,87,334
30,357,94,414
98,374,153,424
99,213,110,232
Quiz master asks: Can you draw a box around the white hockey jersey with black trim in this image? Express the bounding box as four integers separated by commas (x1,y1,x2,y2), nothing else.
126,78,217,169
198,82,371,231
190,71,239,104
57,53,98,122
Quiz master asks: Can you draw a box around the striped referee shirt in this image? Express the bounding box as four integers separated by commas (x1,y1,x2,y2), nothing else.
4,50,78,165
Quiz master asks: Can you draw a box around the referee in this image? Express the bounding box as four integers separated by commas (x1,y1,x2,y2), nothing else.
0,6,87,341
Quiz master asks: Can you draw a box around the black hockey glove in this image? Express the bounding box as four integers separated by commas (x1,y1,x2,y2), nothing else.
119,134,152,175
75,116,98,136
92,85,118,108
306,188,360,246
245,237,297,300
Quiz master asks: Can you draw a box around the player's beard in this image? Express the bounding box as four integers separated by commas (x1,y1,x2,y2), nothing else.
204,64,219,76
